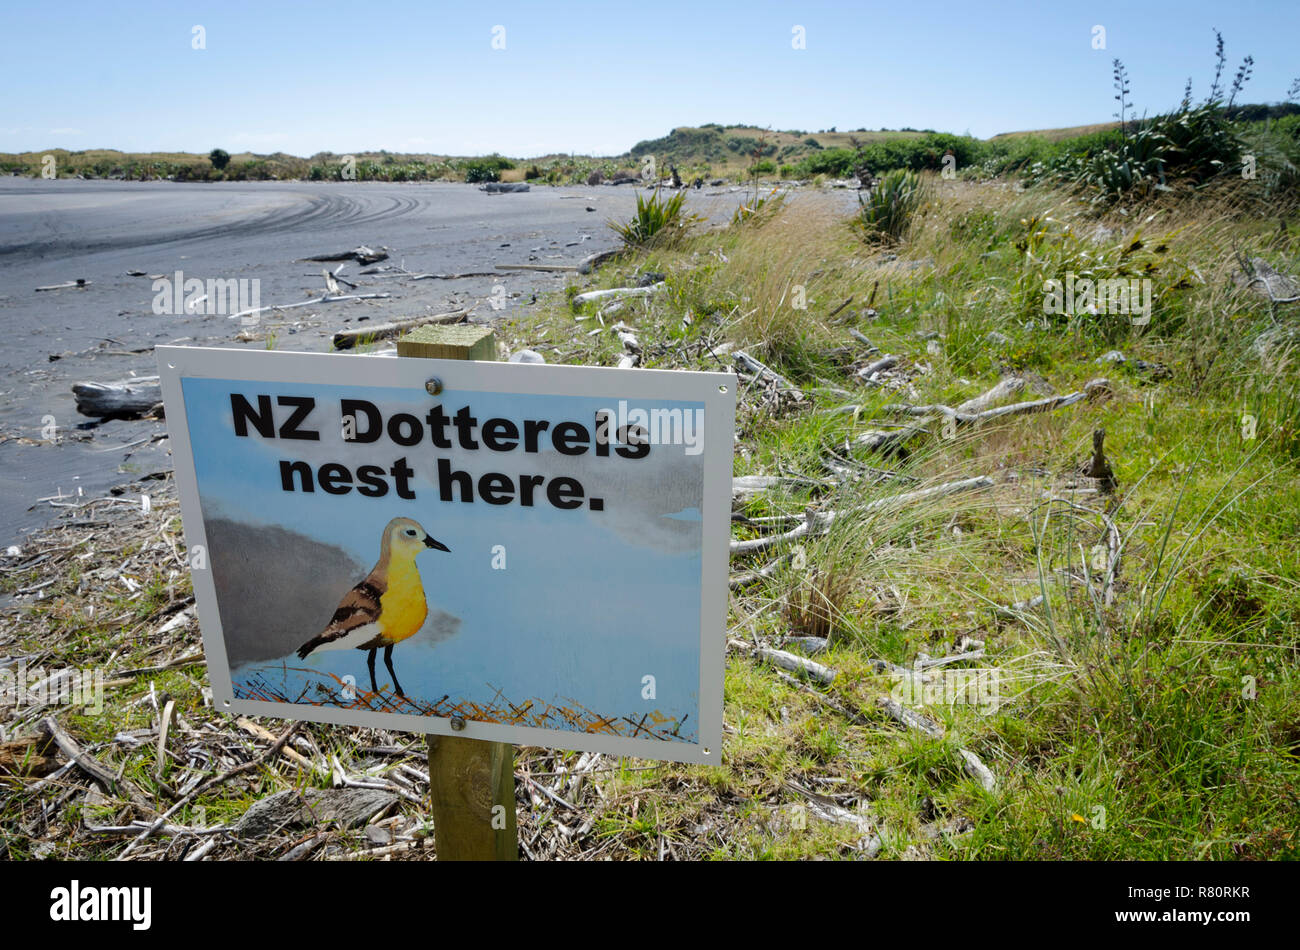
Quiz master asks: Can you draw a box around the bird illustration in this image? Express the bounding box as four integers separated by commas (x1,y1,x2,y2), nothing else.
296,517,450,697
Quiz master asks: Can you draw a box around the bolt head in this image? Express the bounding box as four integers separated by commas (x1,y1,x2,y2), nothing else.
425,377,443,396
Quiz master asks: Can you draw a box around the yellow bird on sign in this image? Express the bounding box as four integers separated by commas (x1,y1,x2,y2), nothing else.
296,517,450,697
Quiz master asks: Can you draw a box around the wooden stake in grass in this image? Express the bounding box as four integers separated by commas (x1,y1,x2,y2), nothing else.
395,322,518,861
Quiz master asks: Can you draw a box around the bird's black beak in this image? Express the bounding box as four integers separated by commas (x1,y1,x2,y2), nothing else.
424,536,450,552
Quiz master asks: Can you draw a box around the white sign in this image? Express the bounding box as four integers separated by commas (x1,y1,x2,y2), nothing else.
158,346,734,764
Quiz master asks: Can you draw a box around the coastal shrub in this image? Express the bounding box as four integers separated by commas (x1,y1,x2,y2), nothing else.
1025,103,1242,202
1019,34,1300,204
462,154,515,183
798,147,857,177
857,169,924,241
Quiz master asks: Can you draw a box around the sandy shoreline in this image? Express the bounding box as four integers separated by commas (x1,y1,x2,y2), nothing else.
0,179,760,547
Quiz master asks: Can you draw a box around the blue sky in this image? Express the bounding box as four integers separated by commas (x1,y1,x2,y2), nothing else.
180,376,705,739
3,1,1297,156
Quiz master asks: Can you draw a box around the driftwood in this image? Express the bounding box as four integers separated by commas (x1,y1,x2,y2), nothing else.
914,650,986,670
782,636,829,654
495,264,578,273
848,328,878,352
235,787,397,836
959,749,997,792
728,638,836,686
155,698,176,780
994,593,1045,619
730,508,830,555
508,349,546,364
118,722,300,858
827,297,854,319
303,246,388,265
578,249,622,275
1234,252,1300,304
39,716,148,808
731,474,806,504
234,717,314,769
479,182,530,193
730,476,993,555
320,267,358,293
733,350,798,392
955,376,1024,414
332,309,466,350
0,735,59,777
231,292,392,323
859,475,994,512
875,697,945,738
854,378,1107,454
966,386,1100,420
783,780,880,856
355,264,479,280
573,283,665,306
72,376,162,419
857,355,898,380
35,279,89,291
613,323,641,355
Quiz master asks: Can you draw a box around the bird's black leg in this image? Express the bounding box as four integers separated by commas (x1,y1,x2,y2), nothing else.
383,644,405,697
366,648,378,694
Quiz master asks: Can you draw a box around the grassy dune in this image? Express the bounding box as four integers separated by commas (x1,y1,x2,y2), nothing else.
495,178,1300,858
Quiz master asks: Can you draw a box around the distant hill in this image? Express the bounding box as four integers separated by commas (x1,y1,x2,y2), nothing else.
9,106,1291,183
990,102,1300,142
621,124,928,173
989,122,1121,143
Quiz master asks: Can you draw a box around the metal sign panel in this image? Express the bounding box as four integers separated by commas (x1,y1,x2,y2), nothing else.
157,346,734,764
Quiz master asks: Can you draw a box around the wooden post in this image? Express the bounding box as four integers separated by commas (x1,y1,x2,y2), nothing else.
395,322,518,861
425,734,517,861
398,323,498,361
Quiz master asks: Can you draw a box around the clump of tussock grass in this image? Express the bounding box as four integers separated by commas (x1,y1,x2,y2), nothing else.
856,168,927,242
608,187,703,249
